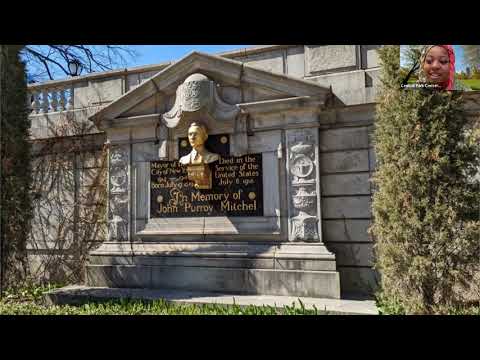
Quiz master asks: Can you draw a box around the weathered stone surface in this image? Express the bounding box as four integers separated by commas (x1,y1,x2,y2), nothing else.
127,73,140,92
253,111,319,130
108,128,131,143
287,46,305,77
139,70,159,82
321,196,372,219
30,127,48,139
247,269,340,298
130,124,157,142
361,45,381,69
132,142,158,162
140,217,281,239
86,265,151,288
86,264,341,299
338,267,380,297
319,127,369,152
123,95,157,117
309,70,366,105
241,49,285,74
327,243,374,267
30,111,99,139
323,219,372,243
320,150,370,174
369,147,376,171
247,130,282,153
133,162,149,220
305,45,357,75
262,151,281,217
365,68,381,86
90,77,124,105
74,77,123,108
72,80,90,109
219,86,241,104
320,104,375,127
321,173,371,196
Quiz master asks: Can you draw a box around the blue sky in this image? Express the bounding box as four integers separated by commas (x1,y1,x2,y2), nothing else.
24,45,251,81
129,45,250,67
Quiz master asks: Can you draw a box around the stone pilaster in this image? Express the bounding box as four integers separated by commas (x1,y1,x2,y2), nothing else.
286,128,322,242
108,145,130,241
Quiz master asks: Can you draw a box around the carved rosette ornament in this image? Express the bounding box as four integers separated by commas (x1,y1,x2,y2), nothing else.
108,147,129,241
286,129,321,242
162,73,240,128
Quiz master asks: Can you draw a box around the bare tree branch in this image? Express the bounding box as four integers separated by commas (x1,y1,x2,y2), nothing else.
21,45,138,82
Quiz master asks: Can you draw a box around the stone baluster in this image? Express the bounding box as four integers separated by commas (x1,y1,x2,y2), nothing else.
59,88,67,111
41,89,49,113
67,84,74,110
32,91,40,114
50,89,58,112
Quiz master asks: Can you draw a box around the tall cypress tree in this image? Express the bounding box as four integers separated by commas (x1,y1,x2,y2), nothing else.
0,45,32,291
372,46,480,314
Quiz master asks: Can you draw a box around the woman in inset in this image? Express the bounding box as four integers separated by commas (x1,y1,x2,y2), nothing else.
418,45,471,91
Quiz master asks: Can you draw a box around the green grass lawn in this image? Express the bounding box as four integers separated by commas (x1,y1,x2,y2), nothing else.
0,284,332,315
0,298,335,315
1,284,478,315
458,79,480,90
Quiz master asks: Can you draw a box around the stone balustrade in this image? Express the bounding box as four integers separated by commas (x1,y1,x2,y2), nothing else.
27,61,173,116
29,85,74,114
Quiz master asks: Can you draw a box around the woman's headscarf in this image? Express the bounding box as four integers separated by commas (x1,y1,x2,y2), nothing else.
419,45,456,90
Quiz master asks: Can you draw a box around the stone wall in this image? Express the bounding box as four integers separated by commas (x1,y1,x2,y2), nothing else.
319,124,377,295
228,45,382,105
27,133,107,284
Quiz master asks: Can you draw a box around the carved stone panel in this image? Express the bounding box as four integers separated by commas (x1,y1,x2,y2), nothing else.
108,146,130,241
305,45,358,76
286,128,322,242
162,73,239,129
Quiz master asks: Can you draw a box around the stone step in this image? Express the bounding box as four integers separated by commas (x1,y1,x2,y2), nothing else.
86,265,341,298
44,285,378,315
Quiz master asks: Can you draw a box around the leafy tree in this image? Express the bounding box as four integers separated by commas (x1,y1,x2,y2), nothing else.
372,45,480,314
461,45,480,73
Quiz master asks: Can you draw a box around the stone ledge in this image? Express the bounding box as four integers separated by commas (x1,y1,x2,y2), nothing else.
85,265,341,298
44,285,378,315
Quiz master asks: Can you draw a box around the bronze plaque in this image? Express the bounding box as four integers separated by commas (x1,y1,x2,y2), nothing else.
150,154,263,218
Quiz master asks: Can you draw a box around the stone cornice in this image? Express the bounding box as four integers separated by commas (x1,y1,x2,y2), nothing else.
98,95,330,131
89,51,331,127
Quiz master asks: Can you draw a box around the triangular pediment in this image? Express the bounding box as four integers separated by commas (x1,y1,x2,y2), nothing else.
89,51,332,126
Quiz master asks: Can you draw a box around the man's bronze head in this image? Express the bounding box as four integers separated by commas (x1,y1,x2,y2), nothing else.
188,122,208,149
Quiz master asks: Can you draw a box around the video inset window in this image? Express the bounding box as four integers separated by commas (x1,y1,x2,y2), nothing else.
400,45,480,91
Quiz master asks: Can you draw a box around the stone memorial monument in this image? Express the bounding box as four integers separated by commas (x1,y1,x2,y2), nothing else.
87,52,341,298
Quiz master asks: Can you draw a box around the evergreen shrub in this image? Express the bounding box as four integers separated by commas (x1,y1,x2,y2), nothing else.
371,45,480,314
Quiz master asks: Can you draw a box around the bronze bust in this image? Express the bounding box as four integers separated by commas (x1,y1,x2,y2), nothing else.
179,122,219,165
